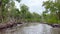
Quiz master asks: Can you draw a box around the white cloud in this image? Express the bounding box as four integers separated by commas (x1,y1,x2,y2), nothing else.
15,0,47,14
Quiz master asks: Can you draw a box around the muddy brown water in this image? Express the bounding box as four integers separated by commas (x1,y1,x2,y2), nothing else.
0,23,60,34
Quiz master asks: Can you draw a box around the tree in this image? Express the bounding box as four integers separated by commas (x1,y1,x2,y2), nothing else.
0,0,21,23
20,4,41,22
20,4,29,21
42,0,60,23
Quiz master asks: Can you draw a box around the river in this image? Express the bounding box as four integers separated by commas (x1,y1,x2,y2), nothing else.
0,23,60,34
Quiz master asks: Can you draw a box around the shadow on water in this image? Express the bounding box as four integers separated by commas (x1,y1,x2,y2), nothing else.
0,23,60,34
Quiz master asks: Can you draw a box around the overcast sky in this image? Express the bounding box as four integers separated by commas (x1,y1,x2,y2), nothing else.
15,0,47,14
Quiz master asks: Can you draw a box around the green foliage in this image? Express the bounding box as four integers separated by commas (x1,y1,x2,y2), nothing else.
20,4,41,22
0,0,21,23
42,0,60,24
0,0,41,23
16,0,21,2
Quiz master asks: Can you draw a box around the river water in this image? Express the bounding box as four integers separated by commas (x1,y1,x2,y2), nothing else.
0,23,60,34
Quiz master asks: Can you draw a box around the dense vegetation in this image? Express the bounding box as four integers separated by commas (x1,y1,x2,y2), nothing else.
0,0,41,23
42,0,60,24
0,0,60,24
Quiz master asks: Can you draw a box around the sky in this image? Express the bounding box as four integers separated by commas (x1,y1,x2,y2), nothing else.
15,0,47,14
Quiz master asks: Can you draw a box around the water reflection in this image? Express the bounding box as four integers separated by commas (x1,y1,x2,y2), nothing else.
0,23,60,34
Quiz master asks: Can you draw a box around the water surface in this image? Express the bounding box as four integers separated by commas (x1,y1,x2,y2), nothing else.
0,23,60,34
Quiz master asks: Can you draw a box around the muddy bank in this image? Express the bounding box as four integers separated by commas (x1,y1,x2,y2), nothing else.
38,23,60,28
0,22,23,29
48,24,60,28
43,23,60,28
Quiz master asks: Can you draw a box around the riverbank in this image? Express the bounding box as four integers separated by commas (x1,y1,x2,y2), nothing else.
0,22,24,29
0,22,60,30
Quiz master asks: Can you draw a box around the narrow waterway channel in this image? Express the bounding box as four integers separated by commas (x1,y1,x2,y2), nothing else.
0,23,60,34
